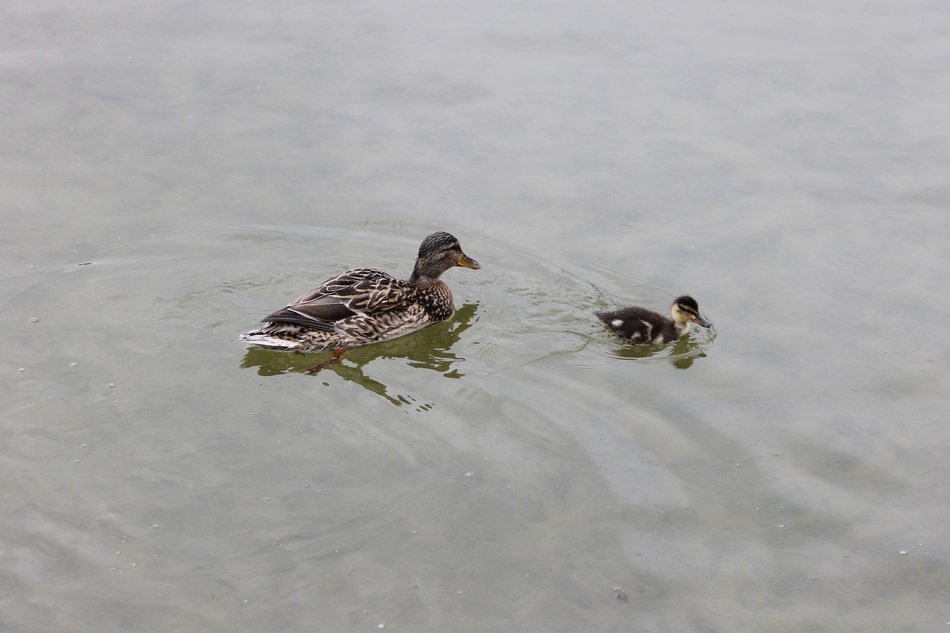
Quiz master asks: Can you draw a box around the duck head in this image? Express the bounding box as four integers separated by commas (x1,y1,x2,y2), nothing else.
409,231,480,284
671,295,711,329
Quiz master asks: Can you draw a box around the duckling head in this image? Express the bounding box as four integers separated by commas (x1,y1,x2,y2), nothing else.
671,296,711,329
409,231,480,284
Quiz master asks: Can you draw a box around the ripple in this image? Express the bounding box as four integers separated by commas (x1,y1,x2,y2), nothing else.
215,222,716,377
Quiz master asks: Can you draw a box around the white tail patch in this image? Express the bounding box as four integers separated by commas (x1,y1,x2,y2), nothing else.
240,333,301,350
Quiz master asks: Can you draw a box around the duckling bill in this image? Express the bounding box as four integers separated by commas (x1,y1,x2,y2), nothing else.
596,296,710,344
240,231,480,352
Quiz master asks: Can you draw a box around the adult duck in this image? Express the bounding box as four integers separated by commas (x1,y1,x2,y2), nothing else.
241,231,480,351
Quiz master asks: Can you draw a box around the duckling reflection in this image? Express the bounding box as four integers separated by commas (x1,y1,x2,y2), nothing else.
240,303,479,405
607,333,711,369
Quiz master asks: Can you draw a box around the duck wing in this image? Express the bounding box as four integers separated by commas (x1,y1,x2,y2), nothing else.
261,268,411,330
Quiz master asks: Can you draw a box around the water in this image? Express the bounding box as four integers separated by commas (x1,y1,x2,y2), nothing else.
3,1,949,631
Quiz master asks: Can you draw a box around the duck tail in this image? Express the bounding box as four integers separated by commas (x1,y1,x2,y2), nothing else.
239,330,302,350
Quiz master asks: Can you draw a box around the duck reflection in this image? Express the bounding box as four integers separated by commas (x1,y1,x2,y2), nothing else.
240,303,479,405
607,326,715,369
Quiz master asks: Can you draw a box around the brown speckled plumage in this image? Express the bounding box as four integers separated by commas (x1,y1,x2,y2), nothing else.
241,232,480,351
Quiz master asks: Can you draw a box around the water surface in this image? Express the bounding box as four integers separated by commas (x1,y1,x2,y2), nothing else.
2,1,949,631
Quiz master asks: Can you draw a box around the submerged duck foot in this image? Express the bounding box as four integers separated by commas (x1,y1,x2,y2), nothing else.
305,348,347,374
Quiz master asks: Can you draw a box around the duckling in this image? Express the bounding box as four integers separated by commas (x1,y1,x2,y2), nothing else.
596,296,711,344
240,231,480,352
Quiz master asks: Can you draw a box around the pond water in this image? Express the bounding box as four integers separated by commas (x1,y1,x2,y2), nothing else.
2,1,949,631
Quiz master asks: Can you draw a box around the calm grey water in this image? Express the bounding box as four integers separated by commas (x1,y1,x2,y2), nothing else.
3,1,949,631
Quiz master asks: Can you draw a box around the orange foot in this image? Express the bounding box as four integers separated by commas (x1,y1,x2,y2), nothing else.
305,348,347,374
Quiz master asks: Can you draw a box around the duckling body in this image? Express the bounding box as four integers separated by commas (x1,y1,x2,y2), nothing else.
596,296,710,344
240,232,479,351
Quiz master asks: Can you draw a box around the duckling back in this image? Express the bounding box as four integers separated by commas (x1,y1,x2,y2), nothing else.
595,306,680,344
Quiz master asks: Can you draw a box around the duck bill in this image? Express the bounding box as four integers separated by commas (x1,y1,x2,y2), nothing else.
456,252,481,270
694,315,711,328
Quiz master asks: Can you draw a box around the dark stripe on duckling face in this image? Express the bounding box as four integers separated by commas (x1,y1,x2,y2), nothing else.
672,295,710,328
